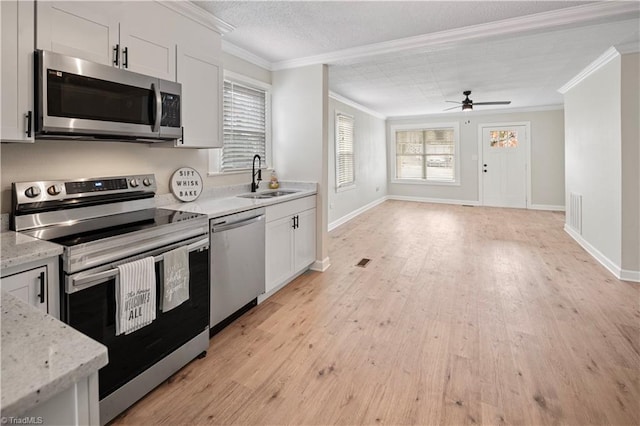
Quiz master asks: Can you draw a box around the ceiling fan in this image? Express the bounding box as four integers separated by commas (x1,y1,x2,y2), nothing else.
444,90,511,111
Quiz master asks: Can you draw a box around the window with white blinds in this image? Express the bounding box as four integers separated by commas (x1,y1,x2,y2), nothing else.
222,80,267,171
336,112,355,189
391,122,460,184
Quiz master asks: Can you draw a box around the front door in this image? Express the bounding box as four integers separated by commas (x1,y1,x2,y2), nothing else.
480,124,528,208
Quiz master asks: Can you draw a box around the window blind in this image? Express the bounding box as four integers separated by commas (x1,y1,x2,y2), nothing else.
222,80,267,170
336,113,355,188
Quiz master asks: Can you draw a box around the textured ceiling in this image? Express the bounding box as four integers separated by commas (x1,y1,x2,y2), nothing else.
194,1,640,117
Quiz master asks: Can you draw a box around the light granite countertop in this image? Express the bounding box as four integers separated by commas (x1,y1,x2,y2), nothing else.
1,292,108,417
163,182,318,218
1,232,63,271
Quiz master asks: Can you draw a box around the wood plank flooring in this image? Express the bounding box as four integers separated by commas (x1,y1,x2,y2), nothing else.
111,201,640,425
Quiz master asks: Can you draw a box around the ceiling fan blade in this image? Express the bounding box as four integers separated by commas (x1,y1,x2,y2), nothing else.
473,101,511,105
445,100,462,104
443,105,461,111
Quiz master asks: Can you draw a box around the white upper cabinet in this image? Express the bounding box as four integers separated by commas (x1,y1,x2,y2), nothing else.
175,47,223,148
1,0,35,142
36,1,176,80
36,1,119,66
119,4,176,81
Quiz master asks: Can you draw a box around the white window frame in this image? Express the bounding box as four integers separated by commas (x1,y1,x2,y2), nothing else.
390,122,461,186
335,111,355,192
208,70,272,175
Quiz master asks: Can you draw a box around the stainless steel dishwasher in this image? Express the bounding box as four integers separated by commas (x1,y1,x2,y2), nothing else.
210,208,265,335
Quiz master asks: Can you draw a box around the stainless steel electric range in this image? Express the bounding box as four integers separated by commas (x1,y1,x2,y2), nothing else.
11,174,209,425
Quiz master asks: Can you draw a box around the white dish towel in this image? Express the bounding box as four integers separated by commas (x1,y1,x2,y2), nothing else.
161,246,190,313
115,257,156,336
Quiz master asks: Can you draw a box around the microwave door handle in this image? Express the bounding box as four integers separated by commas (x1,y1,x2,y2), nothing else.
151,83,161,132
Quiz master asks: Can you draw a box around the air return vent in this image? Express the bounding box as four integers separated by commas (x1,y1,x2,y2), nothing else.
568,193,582,234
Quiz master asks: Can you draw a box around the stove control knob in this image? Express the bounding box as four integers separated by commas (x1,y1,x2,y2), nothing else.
47,184,63,196
143,178,153,187
25,186,41,198
130,179,139,188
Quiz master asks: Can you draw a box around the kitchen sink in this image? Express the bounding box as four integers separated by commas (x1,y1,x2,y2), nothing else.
237,189,300,199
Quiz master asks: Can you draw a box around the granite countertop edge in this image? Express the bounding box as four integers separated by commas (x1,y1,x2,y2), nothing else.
1,232,64,271
1,293,109,417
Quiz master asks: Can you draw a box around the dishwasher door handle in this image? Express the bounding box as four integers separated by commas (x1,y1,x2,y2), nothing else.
211,215,264,233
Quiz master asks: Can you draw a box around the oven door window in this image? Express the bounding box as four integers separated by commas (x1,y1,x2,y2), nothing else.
47,70,154,125
65,249,208,399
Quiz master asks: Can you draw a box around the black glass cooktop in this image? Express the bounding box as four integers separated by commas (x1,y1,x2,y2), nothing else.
41,208,206,246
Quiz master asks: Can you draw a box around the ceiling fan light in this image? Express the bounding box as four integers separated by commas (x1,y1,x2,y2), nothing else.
462,103,472,111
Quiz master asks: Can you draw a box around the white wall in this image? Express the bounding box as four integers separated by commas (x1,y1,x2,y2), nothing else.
386,109,565,208
564,55,623,270
327,96,387,228
272,64,329,267
620,53,640,273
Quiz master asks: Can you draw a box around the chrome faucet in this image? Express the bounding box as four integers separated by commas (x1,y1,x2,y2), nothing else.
251,154,262,192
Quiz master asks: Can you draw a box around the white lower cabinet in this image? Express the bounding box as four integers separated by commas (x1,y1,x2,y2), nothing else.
24,372,100,426
265,196,317,295
1,256,60,318
1,266,48,313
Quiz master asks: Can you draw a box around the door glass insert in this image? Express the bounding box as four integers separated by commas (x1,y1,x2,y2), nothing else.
489,130,518,148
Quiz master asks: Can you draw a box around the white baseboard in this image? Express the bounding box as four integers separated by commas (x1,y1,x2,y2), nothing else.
310,257,331,272
529,204,566,212
564,224,639,283
328,196,388,231
387,195,481,206
620,269,640,283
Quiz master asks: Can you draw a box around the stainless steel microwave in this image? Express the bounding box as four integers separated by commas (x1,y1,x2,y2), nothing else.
34,50,181,142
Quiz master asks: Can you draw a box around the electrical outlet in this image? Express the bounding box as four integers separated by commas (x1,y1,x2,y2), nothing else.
376,187,380,192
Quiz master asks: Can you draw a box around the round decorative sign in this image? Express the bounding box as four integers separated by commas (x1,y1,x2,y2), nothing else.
170,167,203,202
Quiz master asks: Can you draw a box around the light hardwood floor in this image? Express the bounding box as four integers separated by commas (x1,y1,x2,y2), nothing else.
111,201,640,425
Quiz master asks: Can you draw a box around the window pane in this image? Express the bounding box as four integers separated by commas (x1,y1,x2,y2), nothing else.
489,130,518,148
395,126,457,182
425,128,454,181
396,155,423,179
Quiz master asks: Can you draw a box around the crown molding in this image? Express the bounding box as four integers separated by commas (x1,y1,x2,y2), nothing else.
329,91,386,120
615,41,640,55
558,47,620,94
271,2,640,70
222,40,273,71
159,1,234,35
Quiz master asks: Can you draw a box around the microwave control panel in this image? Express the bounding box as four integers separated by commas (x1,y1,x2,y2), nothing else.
161,93,181,128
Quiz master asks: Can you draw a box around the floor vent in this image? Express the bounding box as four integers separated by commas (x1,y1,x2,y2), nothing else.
356,258,371,268
569,192,582,234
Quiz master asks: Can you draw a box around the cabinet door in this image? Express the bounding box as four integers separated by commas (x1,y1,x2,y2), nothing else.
1,0,34,142
2,266,48,312
265,216,295,293
175,46,223,148
36,1,120,66
294,208,317,272
119,3,176,80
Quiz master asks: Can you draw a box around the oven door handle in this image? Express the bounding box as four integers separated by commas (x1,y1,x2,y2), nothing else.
70,238,208,290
